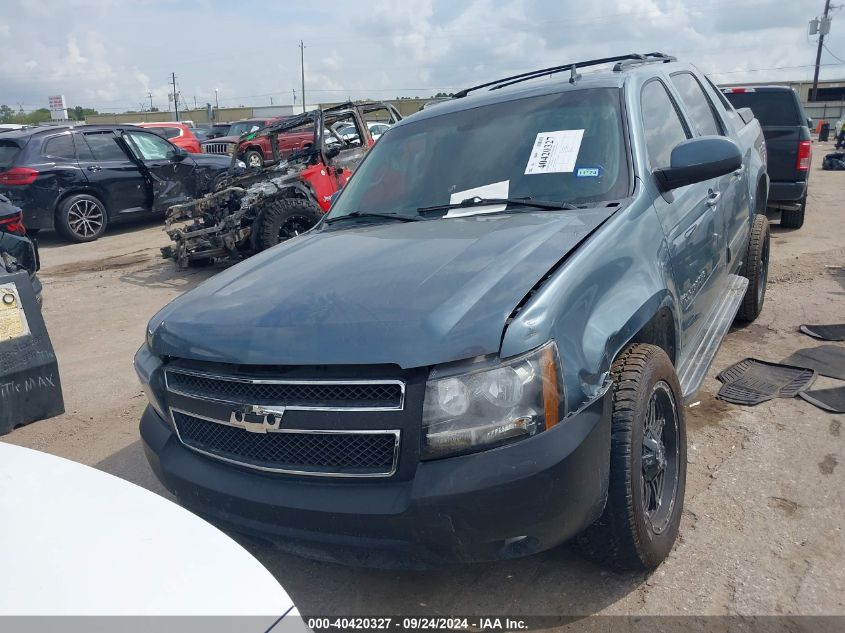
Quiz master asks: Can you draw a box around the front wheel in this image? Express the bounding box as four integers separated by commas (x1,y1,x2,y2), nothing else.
253,198,323,252
577,343,686,570
242,150,264,169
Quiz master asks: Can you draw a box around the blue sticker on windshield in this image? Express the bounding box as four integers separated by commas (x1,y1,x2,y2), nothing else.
576,166,603,178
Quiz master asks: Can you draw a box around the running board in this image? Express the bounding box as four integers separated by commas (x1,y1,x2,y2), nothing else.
676,274,749,403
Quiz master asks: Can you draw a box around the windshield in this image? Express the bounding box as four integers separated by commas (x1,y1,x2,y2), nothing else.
229,121,265,137
329,88,629,219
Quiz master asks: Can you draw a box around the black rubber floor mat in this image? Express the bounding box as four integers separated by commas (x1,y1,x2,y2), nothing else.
782,345,845,381
800,324,845,342
716,358,817,405
799,387,845,413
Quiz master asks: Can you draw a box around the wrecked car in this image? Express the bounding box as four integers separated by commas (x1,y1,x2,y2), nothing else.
0,125,235,243
137,54,769,570
162,103,396,267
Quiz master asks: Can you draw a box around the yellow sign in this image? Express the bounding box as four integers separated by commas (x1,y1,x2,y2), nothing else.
0,285,29,342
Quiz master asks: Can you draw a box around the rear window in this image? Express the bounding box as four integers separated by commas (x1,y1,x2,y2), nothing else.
723,91,802,126
42,135,77,160
155,127,182,139
0,140,21,170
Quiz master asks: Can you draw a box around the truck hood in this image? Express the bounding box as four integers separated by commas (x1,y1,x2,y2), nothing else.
150,207,616,368
202,135,240,145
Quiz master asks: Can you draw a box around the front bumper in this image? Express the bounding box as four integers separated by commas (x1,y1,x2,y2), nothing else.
140,391,611,567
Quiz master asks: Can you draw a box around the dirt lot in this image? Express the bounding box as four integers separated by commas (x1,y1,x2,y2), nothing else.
3,145,844,618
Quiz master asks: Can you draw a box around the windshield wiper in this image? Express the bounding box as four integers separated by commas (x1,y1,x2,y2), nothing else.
417,196,577,214
324,211,422,224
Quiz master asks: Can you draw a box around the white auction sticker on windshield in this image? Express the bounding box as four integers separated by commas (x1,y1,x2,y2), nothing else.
524,129,584,175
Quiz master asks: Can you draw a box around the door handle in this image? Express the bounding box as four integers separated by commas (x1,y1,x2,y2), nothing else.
706,190,721,207
86,165,102,172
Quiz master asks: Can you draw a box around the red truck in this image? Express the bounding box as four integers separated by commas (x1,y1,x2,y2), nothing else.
202,103,402,168
201,117,317,168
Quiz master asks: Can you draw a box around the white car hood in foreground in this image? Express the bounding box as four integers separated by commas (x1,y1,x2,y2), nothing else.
0,443,297,619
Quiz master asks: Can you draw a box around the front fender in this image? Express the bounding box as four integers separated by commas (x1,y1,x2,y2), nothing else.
501,196,680,413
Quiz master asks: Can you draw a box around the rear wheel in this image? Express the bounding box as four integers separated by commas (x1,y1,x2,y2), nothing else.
780,194,806,228
736,213,770,322
56,193,108,243
254,198,323,252
576,344,686,570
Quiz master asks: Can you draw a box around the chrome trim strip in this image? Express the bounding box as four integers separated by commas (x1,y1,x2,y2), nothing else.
169,407,401,478
164,368,405,412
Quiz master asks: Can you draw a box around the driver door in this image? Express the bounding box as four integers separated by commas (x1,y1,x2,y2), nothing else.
121,130,197,212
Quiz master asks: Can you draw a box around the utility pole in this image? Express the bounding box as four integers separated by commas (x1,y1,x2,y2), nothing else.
193,95,197,109
171,72,179,121
299,40,306,113
292,88,297,105
812,0,833,103
147,92,154,111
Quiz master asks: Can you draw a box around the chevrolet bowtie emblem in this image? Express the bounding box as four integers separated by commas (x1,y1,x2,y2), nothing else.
229,405,285,433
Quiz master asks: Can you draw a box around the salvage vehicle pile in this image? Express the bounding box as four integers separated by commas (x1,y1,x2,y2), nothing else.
162,102,399,267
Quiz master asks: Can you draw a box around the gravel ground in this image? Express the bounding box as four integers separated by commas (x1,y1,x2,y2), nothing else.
2,144,843,618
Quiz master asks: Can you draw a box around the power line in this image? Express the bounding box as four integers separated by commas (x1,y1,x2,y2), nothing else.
823,43,845,63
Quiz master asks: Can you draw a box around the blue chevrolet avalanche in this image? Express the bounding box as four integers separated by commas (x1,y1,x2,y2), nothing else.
136,53,769,570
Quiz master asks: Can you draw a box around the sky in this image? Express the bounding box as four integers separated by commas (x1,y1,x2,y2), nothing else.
0,0,842,113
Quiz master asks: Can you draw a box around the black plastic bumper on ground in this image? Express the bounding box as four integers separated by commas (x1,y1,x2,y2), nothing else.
768,180,807,205
141,392,611,567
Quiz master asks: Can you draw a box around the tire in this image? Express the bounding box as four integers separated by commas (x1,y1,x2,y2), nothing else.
780,194,806,228
254,198,323,252
56,193,108,243
736,213,770,322
577,344,687,571
242,150,264,169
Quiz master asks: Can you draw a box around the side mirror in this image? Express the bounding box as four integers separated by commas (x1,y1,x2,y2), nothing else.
324,145,341,160
654,136,742,191
172,147,188,161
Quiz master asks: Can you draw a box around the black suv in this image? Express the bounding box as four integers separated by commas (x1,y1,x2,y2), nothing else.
0,125,236,243
722,86,811,228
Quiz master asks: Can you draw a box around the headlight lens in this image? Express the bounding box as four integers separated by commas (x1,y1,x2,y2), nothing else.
421,341,565,460
236,160,246,169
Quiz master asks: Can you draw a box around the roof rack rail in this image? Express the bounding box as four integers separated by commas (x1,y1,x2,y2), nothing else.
612,52,676,71
453,52,676,99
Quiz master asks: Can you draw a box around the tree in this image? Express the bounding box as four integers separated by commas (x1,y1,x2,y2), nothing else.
69,105,99,121
0,104,14,123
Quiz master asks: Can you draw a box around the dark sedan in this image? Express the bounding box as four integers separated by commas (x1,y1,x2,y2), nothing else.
0,125,238,243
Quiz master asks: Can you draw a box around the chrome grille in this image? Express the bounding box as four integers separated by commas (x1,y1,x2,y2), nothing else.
202,142,235,155
172,410,399,476
165,369,404,410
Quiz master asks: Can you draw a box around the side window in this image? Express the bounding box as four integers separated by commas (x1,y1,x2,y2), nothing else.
670,73,722,136
641,80,690,170
81,132,127,161
124,131,176,160
42,135,76,160
703,75,742,130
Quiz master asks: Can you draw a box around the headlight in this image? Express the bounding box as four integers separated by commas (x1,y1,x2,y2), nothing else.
236,160,246,169
421,341,565,460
